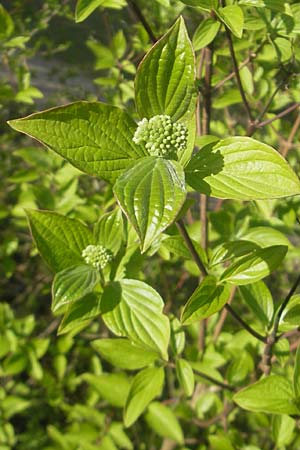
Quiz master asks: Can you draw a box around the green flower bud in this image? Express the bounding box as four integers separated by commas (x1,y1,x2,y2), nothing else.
133,114,188,159
82,245,112,270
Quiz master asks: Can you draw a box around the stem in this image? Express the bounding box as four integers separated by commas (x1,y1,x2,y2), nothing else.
275,274,300,339
201,46,213,135
213,286,236,343
125,0,156,44
281,114,300,157
176,219,208,277
177,220,266,343
193,367,236,392
196,48,206,136
262,274,300,375
256,82,285,124
257,103,300,128
225,304,267,343
99,269,105,287
222,2,253,123
192,404,236,428
213,41,266,91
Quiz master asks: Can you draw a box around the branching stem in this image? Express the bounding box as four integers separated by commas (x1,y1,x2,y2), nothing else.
176,219,208,278
192,367,236,392
262,274,300,375
126,0,157,43
177,220,267,343
221,0,253,123
225,304,266,343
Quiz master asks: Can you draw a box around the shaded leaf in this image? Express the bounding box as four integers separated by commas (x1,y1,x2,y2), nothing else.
239,281,274,327
58,293,102,335
114,157,186,252
26,209,93,272
94,209,124,255
52,265,100,313
181,276,230,324
220,245,288,285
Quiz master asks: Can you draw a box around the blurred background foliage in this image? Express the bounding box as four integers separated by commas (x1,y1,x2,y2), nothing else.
1,0,300,449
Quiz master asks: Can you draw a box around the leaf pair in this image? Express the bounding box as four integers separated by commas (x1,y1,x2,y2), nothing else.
9,17,196,252
9,16,300,255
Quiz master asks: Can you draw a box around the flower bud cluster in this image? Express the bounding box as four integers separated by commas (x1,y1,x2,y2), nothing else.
133,115,188,159
82,244,112,270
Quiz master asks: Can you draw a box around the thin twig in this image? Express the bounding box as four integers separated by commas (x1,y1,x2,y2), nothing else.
201,46,213,135
193,367,236,392
221,0,253,123
176,219,208,277
126,0,156,43
196,48,206,136
261,274,300,375
213,41,266,91
192,404,236,428
177,220,267,343
257,103,300,128
257,81,286,124
213,286,236,343
225,304,267,343
281,114,300,157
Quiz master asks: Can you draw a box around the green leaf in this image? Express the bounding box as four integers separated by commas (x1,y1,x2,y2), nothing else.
233,376,300,415
294,345,300,398
109,423,133,450
101,279,170,359
279,295,300,331
271,415,295,448
8,102,146,184
26,209,93,272
92,338,158,370
180,0,217,10
210,240,260,267
93,209,124,255
227,351,254,384
75,0,125,22
114,157,186,252
192,18,220,51
186,137,300,200
239,281,274,327
0,5,14,39
135,17,196,121
1,396,31,419
217,5,244,38
145,402,184,444
124,367,164,427
176,358,195,396
52,265,100,314
181,276,230,325
58,293,102,335
83,373,130,407
240,226,291,248
220,245,287,285
239,0,291,14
